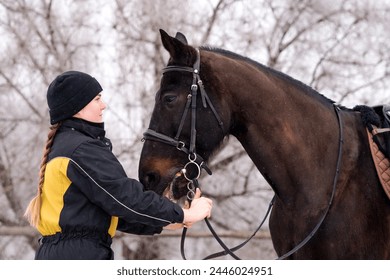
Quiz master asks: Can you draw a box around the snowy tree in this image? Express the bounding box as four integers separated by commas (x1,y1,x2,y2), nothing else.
0,0,388,259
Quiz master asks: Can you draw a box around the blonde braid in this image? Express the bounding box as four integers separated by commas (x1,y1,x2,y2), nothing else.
24,123,61,227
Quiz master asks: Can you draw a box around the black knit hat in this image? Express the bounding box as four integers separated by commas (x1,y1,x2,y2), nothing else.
47,71,103,124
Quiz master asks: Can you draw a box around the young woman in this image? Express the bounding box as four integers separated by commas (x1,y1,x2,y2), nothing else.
24,71,212,259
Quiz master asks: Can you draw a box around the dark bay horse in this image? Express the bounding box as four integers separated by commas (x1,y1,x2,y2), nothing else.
139,29,390,259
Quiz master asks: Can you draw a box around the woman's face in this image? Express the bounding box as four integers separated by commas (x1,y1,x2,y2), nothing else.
74,93,106,123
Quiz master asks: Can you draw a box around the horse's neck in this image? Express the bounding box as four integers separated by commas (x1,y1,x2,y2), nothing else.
222,65,339,206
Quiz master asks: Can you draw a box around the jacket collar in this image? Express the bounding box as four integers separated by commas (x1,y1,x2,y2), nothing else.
61,118,106,139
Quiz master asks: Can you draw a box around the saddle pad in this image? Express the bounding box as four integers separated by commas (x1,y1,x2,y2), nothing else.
366,128,390,199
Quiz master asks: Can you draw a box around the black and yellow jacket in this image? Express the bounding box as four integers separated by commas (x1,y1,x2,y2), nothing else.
38,118,184,239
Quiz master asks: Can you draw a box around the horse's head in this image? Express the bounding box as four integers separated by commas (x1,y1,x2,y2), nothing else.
139,30,228,201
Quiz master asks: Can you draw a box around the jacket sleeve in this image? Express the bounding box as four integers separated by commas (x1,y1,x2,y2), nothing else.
66,139,184,228
117,218,163,235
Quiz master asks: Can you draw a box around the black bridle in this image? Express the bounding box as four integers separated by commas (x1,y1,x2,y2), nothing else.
143,48,260,259
143,48,246,259
142,48,344,260
143,48,223,178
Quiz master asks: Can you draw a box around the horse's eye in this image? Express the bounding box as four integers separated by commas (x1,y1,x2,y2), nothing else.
163,95,177,104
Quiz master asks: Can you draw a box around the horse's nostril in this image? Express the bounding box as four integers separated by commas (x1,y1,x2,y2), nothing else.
142,172,160,190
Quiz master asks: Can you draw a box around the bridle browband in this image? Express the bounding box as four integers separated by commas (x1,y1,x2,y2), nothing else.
142,48,344,260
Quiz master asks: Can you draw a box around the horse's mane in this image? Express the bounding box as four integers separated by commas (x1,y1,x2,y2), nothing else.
200,46,336,106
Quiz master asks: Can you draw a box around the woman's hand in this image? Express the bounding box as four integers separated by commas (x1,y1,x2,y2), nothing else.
164,223,184,230
182,189,212,227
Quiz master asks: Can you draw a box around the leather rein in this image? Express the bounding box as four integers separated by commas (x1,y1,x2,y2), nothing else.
142,48,344,260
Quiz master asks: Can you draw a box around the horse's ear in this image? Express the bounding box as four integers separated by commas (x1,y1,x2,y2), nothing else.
159,29,188,61
175,32,188,45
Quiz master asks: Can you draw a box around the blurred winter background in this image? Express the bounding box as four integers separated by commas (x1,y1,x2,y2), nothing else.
0,0,389,259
